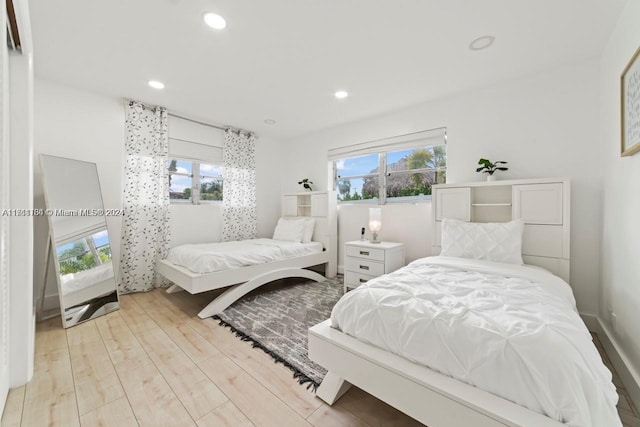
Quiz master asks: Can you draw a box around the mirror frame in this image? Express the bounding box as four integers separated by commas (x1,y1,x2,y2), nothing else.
39,154,120,328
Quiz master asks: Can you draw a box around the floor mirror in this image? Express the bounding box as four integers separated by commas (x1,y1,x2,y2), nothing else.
40,154,119,328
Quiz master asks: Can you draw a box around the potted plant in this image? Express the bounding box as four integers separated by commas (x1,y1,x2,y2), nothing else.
298,178,313,191
476,158,508,181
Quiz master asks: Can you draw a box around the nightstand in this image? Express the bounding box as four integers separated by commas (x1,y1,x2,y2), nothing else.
344,241,405,293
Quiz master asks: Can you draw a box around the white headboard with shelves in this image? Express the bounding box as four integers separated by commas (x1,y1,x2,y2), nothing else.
282,191,338,276
432,177,570,283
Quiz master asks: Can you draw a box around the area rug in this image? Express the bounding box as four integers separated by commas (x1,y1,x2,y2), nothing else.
213,277,343,390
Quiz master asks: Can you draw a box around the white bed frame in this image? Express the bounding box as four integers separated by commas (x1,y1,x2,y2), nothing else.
158,191,338,319
309,178,571,427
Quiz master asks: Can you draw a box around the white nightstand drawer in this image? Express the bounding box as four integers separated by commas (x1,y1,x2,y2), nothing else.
345,257,385,277
346,245,385,262
344,271,375,289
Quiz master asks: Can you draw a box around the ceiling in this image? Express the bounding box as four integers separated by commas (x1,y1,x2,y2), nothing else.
29,0,626,140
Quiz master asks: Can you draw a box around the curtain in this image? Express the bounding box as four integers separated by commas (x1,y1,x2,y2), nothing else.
222,129,256,241
119,100,171,293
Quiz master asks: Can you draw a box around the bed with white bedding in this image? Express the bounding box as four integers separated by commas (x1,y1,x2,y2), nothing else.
157,215,336,318
309,178,622,427
167,239,323,274
327,256,620,427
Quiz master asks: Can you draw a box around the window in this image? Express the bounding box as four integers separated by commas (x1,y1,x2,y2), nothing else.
57,229,112,275
335,153,380,201
332,128,446,204
168,159,224,203
385,145,446,200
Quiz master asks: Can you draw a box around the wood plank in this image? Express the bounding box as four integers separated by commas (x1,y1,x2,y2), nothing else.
79,396,138,427
112,354,195,427
196,401,254,427
136,326,228,420
34,316,67,354
95,312,195,427
1,385,26,427
198,354,311,427
132,292,221,364
68,339,125,415
307,403,371,427
117,294,161,335
94,312,149,366
66,318,103,346
336,386,424,427
21,348,80,427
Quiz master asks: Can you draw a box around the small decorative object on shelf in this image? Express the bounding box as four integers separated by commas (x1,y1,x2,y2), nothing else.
298,178,313,191
360,227,366,241
476,158,508,181
369,208,382,243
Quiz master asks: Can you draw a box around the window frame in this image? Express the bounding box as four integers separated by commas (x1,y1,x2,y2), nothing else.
335,153,382,203
334,143,446,205
168,158,224,205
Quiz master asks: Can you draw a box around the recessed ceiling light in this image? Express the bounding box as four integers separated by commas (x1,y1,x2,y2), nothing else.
264,119,276,125
469,35,495,51
334,90,349,99
204,13,227,30
148,80,165,89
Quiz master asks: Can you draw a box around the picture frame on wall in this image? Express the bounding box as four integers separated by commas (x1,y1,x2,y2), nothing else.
621,45,640,157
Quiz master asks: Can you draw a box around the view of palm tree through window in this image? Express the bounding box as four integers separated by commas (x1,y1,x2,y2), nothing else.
336,145,446,202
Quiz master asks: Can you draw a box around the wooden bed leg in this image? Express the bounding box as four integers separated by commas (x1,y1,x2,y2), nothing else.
197,268,328,318
166,284,183,294
316,372,351,405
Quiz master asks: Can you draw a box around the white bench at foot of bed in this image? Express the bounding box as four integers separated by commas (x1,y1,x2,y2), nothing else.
157,251,332,319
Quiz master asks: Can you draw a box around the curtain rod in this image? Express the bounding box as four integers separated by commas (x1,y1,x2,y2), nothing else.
168,112,257,139
124,99,256,136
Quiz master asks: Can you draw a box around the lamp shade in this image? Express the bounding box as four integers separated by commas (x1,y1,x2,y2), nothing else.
369,208,382,243
369,208,382,232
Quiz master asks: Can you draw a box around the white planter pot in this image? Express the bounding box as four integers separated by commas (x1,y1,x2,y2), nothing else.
486,175,496,182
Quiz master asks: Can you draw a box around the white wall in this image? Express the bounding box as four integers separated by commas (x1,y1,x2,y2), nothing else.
599,0,640,394
256,136,283,238
281,59,603,314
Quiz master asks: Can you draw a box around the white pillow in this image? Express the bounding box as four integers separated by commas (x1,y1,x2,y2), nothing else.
440,218,524,265
301,218,315,243
272,218,306,243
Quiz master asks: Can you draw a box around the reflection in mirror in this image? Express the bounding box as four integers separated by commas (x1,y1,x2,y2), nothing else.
40,154,119,328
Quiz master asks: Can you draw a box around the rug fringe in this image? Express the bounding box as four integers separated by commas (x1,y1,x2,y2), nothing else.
212,315,320,391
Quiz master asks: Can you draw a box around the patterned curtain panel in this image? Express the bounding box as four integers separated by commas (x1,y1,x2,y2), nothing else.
120,100,171,293
222,129,257,241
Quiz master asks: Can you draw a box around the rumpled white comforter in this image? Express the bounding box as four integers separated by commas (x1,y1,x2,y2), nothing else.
167,238,323,274
331,256,621,427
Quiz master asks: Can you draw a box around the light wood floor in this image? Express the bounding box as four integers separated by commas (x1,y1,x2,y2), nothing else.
2,287,639,427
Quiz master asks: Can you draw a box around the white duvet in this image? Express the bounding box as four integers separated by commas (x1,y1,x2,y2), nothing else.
331,256,621,427
167,238,323,274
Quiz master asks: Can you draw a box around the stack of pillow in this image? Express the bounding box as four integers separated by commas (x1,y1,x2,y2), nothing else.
272,217,315,243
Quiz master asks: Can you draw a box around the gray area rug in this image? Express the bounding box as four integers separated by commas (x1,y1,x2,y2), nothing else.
213,276,343,390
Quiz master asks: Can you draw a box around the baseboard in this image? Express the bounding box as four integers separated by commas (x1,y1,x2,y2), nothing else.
581,313,640,410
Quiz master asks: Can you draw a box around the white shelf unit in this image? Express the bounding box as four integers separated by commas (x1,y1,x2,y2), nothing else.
282,191,338,277
432,177,570,283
